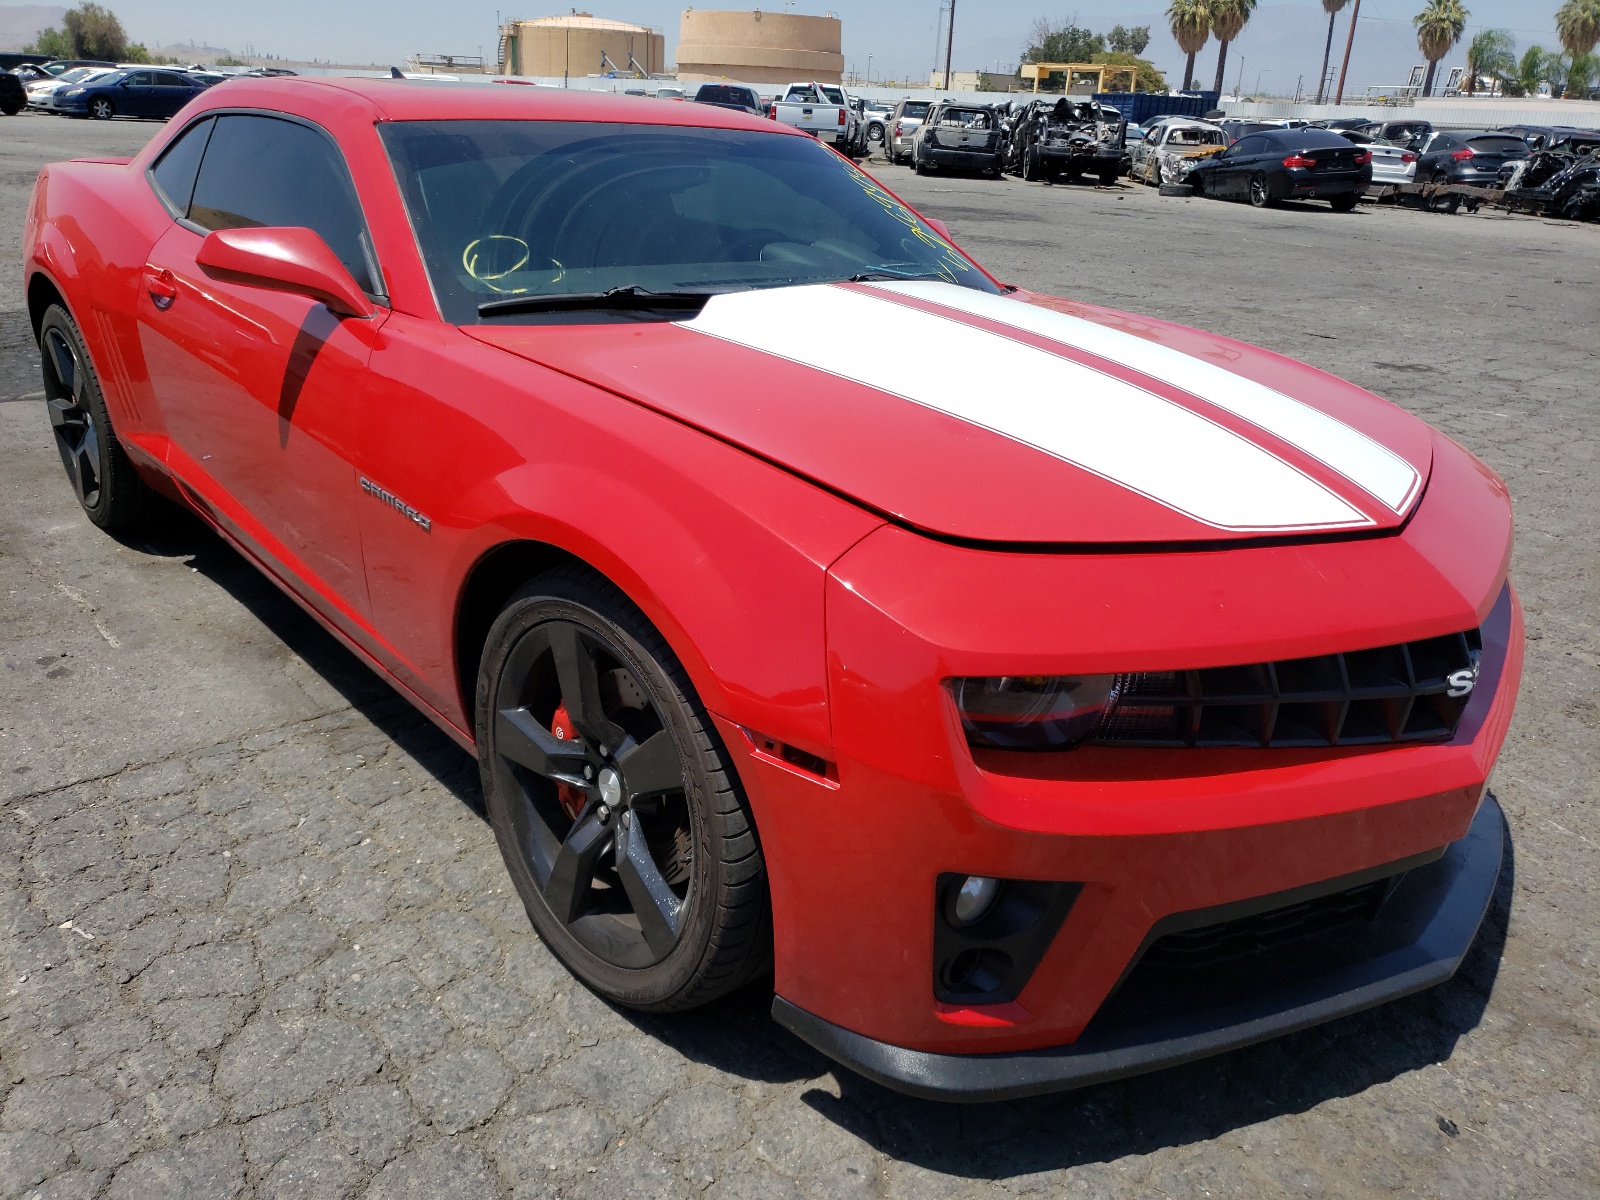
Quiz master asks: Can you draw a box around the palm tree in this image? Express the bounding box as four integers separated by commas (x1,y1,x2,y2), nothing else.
1511,45,1550,96
1464,28,1516,94
1167,0,1212,92
1316,0,1351,103
1413,0,1468,98
1555,0,1600,96
1209,0,1256,94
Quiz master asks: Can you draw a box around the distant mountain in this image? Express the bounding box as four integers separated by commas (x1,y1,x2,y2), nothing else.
0,4,66,52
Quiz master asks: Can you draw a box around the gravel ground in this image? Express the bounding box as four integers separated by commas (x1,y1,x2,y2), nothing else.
1,112,1596,1200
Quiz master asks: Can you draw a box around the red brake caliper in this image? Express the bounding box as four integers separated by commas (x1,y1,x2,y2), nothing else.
550,703,588,821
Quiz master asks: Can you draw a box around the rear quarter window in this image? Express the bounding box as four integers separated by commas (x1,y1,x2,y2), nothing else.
148,116,214,216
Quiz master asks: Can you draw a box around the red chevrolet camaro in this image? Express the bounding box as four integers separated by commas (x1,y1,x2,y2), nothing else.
24,78,1520,1100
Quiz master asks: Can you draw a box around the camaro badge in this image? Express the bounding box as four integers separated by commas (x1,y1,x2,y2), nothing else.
360,477,432,532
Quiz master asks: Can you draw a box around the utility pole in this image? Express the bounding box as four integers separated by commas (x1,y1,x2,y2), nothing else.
1334,0,1361,105
942,0,956,90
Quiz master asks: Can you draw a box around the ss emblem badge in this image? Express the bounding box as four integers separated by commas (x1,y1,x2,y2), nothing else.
1445,658,1480,699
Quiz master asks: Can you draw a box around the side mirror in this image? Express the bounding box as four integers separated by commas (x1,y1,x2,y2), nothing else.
925,217,952,242
195,227,375,318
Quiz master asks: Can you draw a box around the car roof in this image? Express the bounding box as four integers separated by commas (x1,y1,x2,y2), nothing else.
184,75,798,134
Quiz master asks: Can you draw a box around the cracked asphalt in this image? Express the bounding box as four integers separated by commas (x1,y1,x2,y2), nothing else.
2,112,1596,1199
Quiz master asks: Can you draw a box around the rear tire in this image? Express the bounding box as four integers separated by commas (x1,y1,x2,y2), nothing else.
1329,192,1359,212
477,567,771,1012
38,305,163,534
1022,145,1042,182
1097,167,1120,186
1248,172,1274,208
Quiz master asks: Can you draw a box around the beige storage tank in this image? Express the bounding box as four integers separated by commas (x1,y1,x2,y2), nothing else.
502,14,666,79
676,9,844,85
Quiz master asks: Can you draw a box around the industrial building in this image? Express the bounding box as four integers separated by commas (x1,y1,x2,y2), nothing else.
499,14,666,80
676,9,844,85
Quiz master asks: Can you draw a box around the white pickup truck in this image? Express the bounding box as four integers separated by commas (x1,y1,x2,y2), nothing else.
769,82,863,156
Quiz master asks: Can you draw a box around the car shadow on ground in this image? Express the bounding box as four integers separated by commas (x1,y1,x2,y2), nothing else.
133,508,1514,1174
120,505,486,815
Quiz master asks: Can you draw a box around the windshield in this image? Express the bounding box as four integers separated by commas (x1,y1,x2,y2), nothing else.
381,121,995,324
54,67,95,84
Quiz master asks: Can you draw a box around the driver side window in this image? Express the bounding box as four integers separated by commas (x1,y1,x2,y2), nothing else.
187,114,381,298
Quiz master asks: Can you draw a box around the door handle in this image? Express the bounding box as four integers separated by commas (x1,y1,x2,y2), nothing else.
144,266,178,311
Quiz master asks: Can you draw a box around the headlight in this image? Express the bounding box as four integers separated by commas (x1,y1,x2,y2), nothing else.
62,88,84,98
950,675,1119,751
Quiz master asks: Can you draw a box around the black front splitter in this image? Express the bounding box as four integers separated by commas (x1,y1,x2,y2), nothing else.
773,795,1504,1103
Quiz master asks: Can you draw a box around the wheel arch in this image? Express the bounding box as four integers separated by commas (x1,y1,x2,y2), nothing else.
27,270,69,340
452,538,590,731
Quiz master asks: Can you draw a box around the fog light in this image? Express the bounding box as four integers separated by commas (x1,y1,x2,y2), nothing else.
954,875,1001,925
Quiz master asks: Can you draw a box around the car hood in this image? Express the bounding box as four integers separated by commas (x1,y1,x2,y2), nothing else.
464,281,1433,545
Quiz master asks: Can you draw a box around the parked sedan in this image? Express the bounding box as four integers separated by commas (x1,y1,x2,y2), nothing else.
25,77,1519,1103
1188,127,1372,210
1413,130,1531,189
54,67,208,120
33,67,116,113
25,65,103,107
1339,129,1416,187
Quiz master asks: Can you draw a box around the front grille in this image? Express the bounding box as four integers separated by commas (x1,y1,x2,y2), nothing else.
1095,628,1482,748
1141,878,1392,969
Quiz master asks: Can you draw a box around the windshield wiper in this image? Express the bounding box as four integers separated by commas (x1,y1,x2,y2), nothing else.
848,268,947,283
477,286,716,317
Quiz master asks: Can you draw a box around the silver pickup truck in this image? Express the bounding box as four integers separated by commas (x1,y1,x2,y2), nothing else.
770,81,862,156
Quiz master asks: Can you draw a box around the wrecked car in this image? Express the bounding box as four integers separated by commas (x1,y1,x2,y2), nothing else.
1129,119,1227,186
1003,97,1126,185
911,102,1003,177
1500,143,1600,222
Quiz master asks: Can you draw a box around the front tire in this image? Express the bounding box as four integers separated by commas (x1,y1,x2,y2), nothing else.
38,305,162,533
89,97,113,121
477,568,771,1012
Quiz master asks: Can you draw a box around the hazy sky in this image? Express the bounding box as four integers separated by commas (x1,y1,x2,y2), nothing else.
11,1,1574,92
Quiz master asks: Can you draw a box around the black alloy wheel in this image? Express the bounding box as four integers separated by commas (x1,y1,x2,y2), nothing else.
477,569,770,1011
1248,172,1273,208
38,305,159,532
89,97,113,120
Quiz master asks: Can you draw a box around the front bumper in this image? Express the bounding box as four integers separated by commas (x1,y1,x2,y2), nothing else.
773,793,1504,1101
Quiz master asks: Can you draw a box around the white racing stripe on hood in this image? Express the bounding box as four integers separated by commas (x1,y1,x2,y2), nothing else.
684,284,1370,532
871,281,1421,513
